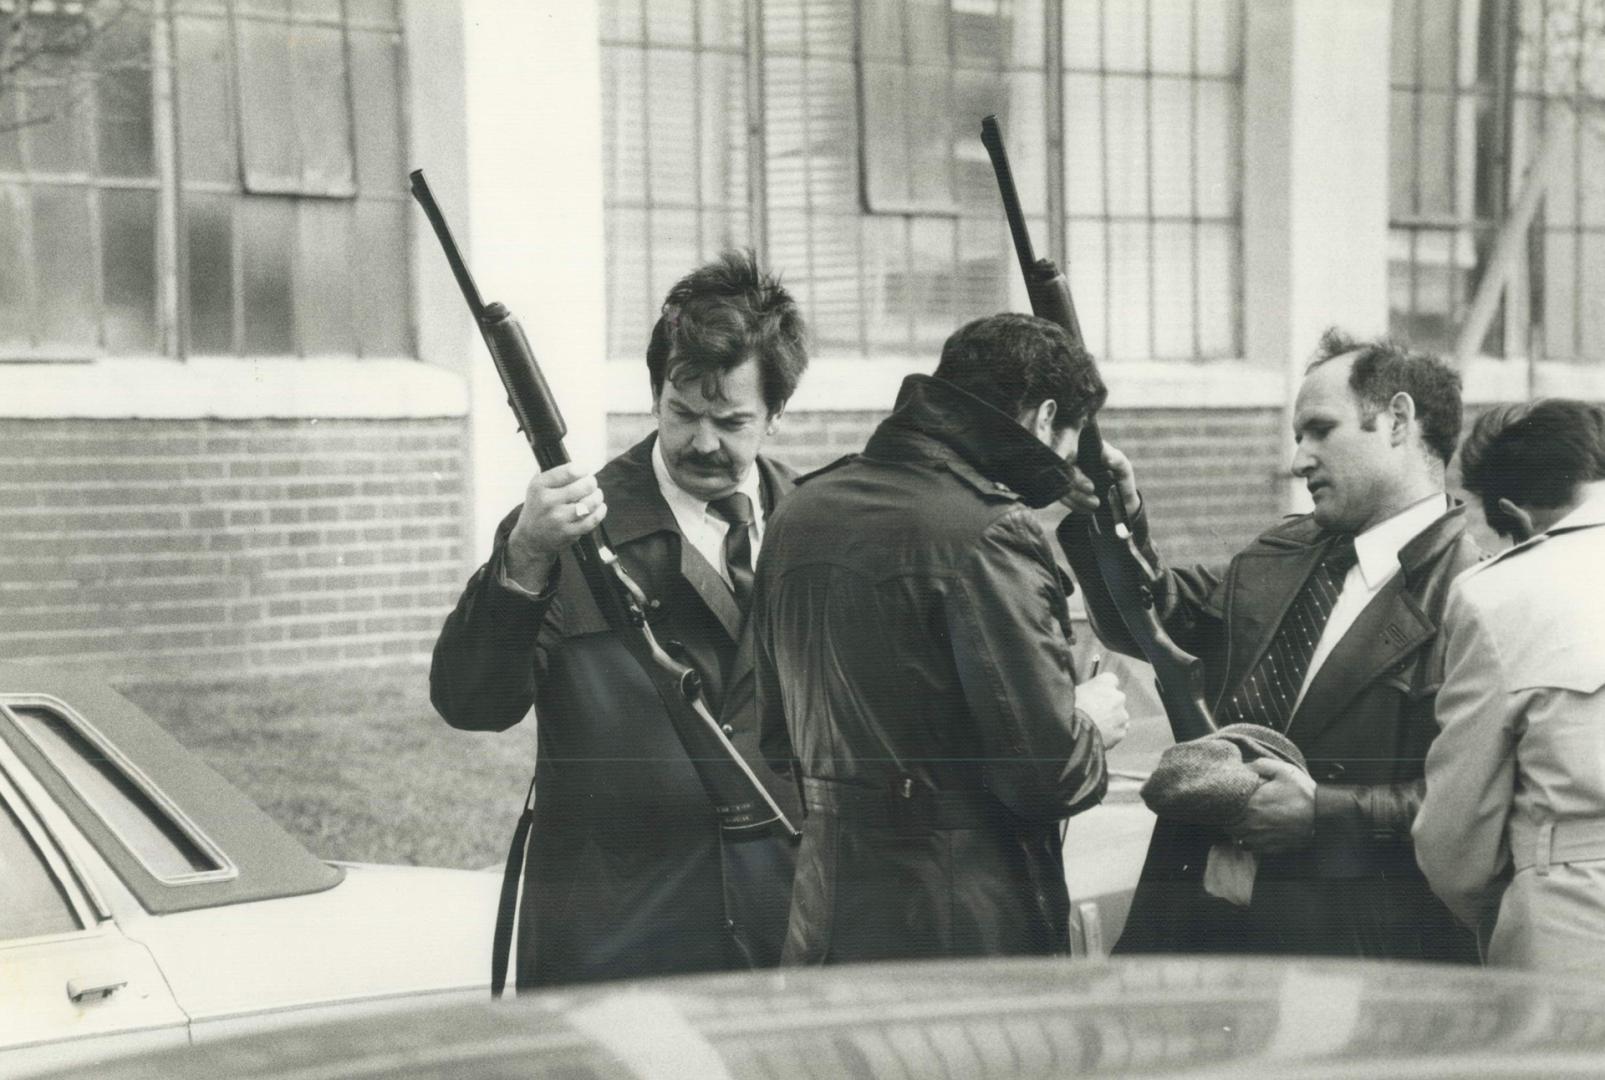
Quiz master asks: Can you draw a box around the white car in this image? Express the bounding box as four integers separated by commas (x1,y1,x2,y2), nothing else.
0,662,500,1077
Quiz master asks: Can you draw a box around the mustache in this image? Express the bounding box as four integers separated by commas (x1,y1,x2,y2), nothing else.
675,450,733,473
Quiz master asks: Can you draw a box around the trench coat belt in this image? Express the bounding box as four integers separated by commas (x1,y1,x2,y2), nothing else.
801,776,1010,830
1511,818,1605,876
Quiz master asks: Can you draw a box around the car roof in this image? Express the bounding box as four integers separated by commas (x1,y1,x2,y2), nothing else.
0,661,341,915
47,956,1605,1079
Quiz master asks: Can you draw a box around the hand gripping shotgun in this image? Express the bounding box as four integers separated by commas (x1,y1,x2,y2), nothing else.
410,172,797,839
409,171,799,991
979,118,1214,744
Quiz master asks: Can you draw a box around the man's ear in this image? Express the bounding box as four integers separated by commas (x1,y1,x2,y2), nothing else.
1496,497,1537,543
1387,391,1417,446
766,406,784,435
1032,399,1058,441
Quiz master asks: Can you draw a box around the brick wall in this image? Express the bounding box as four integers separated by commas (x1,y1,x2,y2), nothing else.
609,405,1287,567
0,418,468,680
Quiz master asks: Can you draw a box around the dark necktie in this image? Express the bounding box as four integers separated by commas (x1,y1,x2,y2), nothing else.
1216,536,1359,731
708,492,755,608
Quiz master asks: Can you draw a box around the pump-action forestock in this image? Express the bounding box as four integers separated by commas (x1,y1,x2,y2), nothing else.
979,118,1213,744
409,170,799,839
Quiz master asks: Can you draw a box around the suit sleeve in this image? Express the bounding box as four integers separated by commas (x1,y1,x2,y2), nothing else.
951,509,1107,822
429,506,563,732
1411,585,1518,928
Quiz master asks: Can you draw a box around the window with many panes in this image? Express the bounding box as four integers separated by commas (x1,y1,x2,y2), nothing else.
1061,0,1242,362
0,0,410,360
599,0,1244,364
1390,0,1605,363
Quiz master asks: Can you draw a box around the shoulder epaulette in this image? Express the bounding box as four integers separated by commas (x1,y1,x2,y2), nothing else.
943,456,1024,503
1458,530,1549,581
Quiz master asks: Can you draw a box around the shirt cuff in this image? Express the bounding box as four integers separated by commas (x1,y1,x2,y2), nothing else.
493,545,561,603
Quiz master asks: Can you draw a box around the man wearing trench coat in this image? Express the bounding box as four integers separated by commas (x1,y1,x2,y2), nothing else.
1065,330,1482,962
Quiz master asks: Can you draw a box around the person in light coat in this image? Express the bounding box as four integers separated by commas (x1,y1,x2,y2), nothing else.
1415,398,1605,972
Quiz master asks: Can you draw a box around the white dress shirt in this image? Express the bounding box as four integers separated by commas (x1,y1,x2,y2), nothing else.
651,438,766,589
1293,493,1450,711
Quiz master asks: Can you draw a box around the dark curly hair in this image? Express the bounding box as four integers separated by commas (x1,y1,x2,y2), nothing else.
1308,327,1463,465
1460,398,1605,537
645,250,807,415
933,313,1107,430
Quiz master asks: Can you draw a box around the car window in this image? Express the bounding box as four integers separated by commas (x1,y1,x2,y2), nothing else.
8,704,225,882
0,795,82,940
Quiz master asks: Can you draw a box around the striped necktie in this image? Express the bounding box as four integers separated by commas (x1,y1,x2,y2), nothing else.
1216,536,1359,731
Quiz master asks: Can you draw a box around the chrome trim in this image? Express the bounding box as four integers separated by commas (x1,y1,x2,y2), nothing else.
0,754,100,934
0,695,240,888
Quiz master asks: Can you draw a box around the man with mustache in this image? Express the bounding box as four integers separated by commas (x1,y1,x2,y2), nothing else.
430,251,807,988
1063,328,1484,961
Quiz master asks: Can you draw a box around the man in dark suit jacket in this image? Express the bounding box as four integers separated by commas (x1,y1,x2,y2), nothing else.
1062,328,1483,962
430,251,808,988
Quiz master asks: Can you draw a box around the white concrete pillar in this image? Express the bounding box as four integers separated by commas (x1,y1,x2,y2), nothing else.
1243,0,1392,511
462,0,608,558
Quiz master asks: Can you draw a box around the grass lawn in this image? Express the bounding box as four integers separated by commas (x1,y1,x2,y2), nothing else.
113,644,1169,872
117,665,538,870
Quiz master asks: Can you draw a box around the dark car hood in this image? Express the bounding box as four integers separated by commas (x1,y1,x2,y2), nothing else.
62,956,1605,1079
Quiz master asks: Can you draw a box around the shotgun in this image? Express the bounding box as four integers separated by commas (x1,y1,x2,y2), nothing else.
979,117,1214,744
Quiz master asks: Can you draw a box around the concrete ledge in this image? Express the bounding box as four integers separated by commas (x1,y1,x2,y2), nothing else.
604,357,1287,413
0,358,469,420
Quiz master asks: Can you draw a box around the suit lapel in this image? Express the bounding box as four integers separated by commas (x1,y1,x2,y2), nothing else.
1282,506,1466,744
607,442,799,718
1285,580,1433,744
1219,539,1325,705
679,540,744,640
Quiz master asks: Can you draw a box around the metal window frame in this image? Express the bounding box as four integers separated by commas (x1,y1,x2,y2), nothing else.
0,4,165,359
597,0,1245,363
0,695,238,888
1383,0,1588,361
1070,0,1245,361
0,744,106,941
2,0,413,361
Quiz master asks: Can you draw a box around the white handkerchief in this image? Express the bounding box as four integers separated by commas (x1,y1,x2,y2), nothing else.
1203,841,1258,906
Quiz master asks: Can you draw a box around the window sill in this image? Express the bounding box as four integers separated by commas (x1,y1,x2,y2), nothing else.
604,357,1285,413
1460,356,1605,404
0,357,468,420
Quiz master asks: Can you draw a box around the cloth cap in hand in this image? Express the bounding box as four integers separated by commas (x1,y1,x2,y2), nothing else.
1140,723,1309,827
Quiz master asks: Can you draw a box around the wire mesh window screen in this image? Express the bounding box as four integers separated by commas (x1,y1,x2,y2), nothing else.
599,0,1244,363
0,0,411,360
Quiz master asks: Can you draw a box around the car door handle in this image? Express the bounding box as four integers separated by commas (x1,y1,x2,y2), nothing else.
67,975,129,1004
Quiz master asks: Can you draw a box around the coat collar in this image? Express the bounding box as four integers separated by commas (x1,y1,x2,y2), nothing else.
864,375,1077,508
1251,503,1476,744
597,431,795,651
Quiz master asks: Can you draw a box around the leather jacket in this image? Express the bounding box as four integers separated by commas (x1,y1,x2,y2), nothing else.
754,375,1107,964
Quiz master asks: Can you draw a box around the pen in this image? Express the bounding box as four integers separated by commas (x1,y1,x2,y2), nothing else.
1089,653,1102,677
